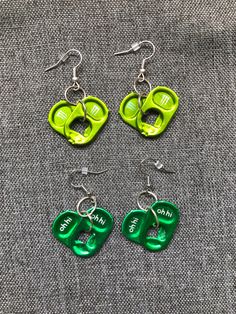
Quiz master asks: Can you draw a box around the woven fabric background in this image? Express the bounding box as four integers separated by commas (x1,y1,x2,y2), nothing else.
1,0,236,313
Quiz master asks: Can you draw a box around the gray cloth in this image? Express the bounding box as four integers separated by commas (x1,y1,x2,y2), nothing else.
1,0,236,313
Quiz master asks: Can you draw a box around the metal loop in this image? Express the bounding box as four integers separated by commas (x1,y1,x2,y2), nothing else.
137,72,145,82
77,195,97,217
134,77,152,95
137,190,157,210
65,84,86,105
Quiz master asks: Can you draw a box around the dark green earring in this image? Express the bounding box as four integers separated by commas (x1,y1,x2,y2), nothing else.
122,157,180,251
45,49,109,146
52,167,113,257
114,41,179,137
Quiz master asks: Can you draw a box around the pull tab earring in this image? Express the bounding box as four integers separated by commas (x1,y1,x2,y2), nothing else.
45,49,109,145
52,167,114,257
122,157,180,251
114,41,179,137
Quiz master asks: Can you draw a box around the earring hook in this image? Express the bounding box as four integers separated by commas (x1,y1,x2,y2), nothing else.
114,41,155,94
45,49,82,83
141,157,174,174
45,49,87,105
140,157,174,190
69,167,108,194
114,40,156,71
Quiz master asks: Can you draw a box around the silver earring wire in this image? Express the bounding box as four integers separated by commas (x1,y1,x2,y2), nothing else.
45,49,83,82
69,167,108,222
114,40,155,72
114,40,156,95
70,167,108,192
137,157,174,228
45,49,87,109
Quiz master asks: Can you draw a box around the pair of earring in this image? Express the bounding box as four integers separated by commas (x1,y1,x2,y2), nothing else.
45,41,179,145
52,158,180,257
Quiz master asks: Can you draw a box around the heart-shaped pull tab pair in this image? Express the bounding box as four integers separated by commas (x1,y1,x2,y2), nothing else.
122,200,180,251
52,208,113,257
119,86,179,137
48,96,109,145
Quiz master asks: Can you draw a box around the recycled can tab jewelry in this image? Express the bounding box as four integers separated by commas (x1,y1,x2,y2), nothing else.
52,167,113,257
120,86,179,137
48,96,109,145
115,41,179,137
52,208,113,257
121,157,180,252
45,49,109,146
122,201,180,251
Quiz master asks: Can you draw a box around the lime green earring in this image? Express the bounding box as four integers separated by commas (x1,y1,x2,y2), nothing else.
122,157,180,251
52,167,114,257
114,41,179,137
45,49,109,145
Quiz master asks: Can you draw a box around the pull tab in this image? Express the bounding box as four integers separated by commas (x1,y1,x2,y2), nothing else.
64,96,109,145
122,200,180,251
48,95,109,145
141,201,180,251
52,211,87,248
136,86,179,137
72,207,113,257
119,92,147,130
52,208,114,257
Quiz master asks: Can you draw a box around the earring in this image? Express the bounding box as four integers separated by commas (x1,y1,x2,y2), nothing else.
114,41,179,137
52,167,113,257
122,158,180,251
45,49,109,145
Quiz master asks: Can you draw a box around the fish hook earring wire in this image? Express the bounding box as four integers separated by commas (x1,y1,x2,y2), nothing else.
140,157,175,174
137,158,159,229
69,167,108,223
45,49,87,119
121,157,180,251
114,40,156,95
51,166,114,257
115,40,179,138
137,157,175,229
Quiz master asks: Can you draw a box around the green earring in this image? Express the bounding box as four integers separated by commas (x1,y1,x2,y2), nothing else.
122,158,180,251
45,49,109,145
115,41,179,137
52,167,113,257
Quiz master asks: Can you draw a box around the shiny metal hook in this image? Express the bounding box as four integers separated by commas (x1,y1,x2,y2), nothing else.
69,167,108,193
45,49,82,83
114,40,156,73
70,167,108,224
140,157,174,190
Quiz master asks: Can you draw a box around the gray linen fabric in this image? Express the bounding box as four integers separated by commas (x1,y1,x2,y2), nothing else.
1,0,236,313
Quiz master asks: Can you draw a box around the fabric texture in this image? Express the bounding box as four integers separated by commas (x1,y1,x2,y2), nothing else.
1,0,236,313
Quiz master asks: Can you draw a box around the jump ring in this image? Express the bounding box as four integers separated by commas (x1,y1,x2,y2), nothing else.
64,85,86,105
137,190,157,210
77,195,97,217
134,78,152,95
137,73,145,82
